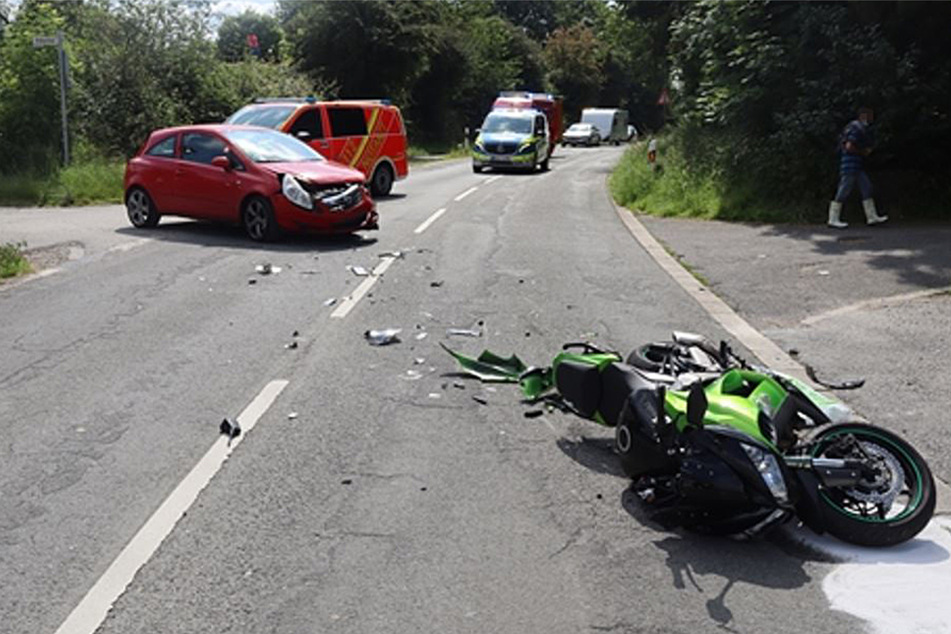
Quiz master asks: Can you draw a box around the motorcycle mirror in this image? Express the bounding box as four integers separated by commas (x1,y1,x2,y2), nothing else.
686,383,707,428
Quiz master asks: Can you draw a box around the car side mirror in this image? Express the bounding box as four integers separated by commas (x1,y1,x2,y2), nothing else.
211,155,232,171
686,382,707,428
295,130,311,140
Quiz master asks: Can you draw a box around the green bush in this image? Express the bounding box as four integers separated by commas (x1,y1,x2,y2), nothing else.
58,160,124,205
0,241,32,279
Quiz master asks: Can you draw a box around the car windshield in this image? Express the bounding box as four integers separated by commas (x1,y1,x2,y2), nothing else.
482,113,532,134
226,105,296,129
223,129,325,163
568,124,591,131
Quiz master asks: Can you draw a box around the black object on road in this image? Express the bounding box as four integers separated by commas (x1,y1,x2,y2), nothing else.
219,418,241,444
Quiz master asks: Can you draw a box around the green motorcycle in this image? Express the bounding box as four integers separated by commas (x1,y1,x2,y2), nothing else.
446,339,936,546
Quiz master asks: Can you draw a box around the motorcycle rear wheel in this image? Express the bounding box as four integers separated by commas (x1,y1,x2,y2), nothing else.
809,423,935,547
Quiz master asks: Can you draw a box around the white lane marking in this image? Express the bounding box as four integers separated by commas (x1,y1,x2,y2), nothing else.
54,379,289,634
331,256,396,319
454,186,478,202
485,175,503,184
813,517,951,634
413,207,447,235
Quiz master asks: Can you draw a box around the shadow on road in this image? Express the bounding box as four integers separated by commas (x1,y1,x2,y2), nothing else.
759,222,951,290
116,221,379,253
556,435,627,478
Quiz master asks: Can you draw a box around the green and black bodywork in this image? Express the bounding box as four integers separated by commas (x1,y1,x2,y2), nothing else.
444,339,936,547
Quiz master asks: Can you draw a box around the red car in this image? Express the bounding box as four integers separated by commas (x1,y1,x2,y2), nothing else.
123,124,379,241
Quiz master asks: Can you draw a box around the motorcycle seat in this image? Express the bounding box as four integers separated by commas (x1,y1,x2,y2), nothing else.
601,362,661,426
555,360,602,418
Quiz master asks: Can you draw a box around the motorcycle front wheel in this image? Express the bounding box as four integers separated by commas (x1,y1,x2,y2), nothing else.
809,423,935,547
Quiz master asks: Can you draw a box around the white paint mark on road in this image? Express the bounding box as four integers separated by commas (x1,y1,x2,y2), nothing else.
413,207,447,235
485,175,503,184
814,517,951,634
106,238,151,254
801,286,951,326
331,256,397,319
53,379,289,634
454,186,478,202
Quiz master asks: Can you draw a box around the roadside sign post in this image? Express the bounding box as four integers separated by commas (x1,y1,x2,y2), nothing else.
33,30,69,166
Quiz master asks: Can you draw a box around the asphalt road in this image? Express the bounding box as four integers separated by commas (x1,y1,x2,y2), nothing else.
2,148,863,634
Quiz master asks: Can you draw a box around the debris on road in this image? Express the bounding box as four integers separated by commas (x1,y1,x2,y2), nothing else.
472,395,489,405
341,479,353,485
414,357,426,365
415,332,428,341
324,297,337,307
292,330,299,337
348,265,370,276
365,328,402,346
428,393,442,399
403,370,423,381
447,328,481,338
285,341,299,350
219,418,241,444
248,279,257,285
430,280,444,288
255,263,282,275
805,363,865,390
441,343,527,382
452,381,466,389
524,409,544,419
287,412,299,420
379,250,404,259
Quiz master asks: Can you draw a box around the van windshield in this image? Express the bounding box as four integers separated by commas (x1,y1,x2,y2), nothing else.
482,113,532,135
226,105,296,129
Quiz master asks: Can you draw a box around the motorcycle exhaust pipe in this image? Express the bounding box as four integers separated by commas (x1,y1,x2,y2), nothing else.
784,456,869,488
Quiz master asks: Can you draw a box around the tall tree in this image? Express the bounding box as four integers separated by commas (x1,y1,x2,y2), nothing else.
217,10,283,62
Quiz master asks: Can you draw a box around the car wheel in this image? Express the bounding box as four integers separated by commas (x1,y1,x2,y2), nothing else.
242,196,279,242
370,163,394,197
126,187,160,228
473,164,484,174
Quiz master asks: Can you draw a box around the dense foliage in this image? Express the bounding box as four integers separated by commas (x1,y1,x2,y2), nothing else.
0,0,948,217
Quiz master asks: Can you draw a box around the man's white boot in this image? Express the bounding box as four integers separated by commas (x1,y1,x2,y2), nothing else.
863,198,888,225
827,201,848,229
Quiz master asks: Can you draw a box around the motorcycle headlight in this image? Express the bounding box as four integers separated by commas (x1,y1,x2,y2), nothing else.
281,174,313,210
741,443,789,504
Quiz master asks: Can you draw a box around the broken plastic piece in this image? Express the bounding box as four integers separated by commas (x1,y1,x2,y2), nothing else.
255,263,272,275
472,395,489,405
379,250,404,259
440,343,526,382
403,370,423,381
219,417,241,443
524,409,544,419
285,341,298,350
804,364,865,390
348,265,370,276
447,328,481,337
287,412,299,420
324,297,337,307
430,280,444,288
365,328,402,346
415,332,428,341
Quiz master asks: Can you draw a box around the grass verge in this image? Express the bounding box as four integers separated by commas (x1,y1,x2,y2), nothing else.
610,141,799,223
0,160,124,207
408,143,470,163
0,241,33,280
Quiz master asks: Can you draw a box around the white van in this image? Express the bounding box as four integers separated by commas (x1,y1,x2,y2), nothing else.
580,108,629,145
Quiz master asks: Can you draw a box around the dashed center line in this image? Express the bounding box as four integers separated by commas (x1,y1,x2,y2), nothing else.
54,379,289,634
330,256,398,319
454,186,479,202
414,207,447,235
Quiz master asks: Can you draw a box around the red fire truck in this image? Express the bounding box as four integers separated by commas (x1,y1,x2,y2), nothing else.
491,91,564,155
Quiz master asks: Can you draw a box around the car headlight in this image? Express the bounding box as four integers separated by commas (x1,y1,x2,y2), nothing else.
741,443,789,504
474,138,486,151
281,175,313,210
515,142,536,155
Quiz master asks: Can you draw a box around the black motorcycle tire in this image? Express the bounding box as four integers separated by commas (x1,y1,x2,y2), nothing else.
808,422,935,547
625,342,680,374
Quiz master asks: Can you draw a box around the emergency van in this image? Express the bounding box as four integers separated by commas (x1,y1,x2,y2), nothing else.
226,98,408,196
492,91,563,155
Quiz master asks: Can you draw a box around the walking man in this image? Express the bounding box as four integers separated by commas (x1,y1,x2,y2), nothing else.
828,107,888,228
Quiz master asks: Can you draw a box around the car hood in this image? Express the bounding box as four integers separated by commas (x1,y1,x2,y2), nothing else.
257,160,365,185
479,131,532,144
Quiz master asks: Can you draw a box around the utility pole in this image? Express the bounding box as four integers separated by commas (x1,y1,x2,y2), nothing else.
33,30,70,166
